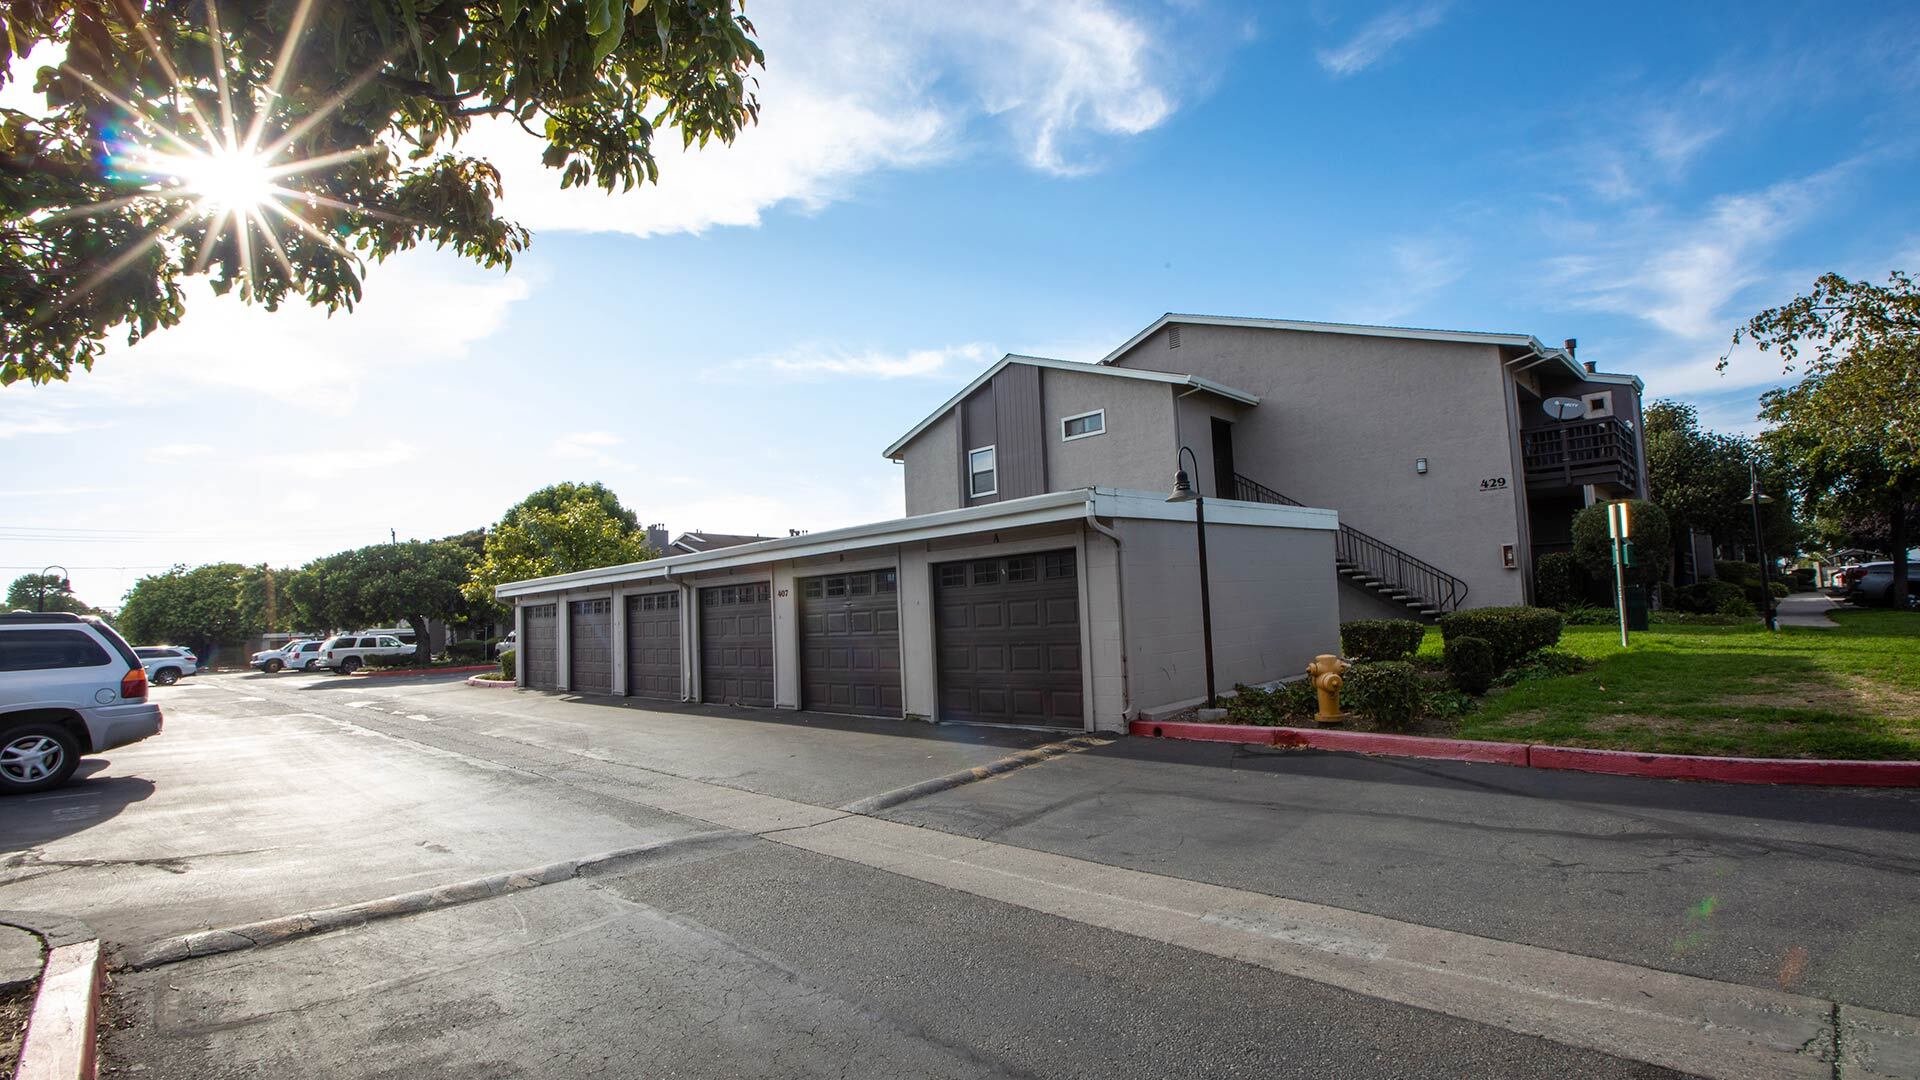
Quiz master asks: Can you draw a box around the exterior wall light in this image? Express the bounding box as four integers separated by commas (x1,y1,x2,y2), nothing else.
1415,458,1429,475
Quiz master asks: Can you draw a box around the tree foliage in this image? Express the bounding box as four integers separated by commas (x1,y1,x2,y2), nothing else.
1736,271,1920,607
464,484,656,605
288,540,471,664
1572,498,1672,594
1,1,762,385
5,571,94,614
1642,399,1794,558
118,562,267,655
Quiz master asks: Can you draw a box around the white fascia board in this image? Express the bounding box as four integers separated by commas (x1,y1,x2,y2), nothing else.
1581,370,1647,391
495,487,1338,599
880,354,1259,460
496,490,1100,599
1099,314,1546,366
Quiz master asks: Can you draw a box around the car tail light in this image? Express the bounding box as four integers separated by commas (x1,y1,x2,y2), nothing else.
121,665,148,701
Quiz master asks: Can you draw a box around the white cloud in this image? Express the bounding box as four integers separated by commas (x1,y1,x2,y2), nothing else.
0,415,97,439
734,342,995,381
1317,3,1448,77
468,0,1180,238
147,443,213,463
550,431,626,467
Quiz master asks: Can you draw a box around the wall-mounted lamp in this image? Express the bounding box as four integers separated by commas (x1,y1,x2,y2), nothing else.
1414,457,1429,475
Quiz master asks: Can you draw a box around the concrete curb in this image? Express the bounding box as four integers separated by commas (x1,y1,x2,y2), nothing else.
464,674,516,689
1130,720,1920,787
118,830,745,972
354,664,498,679
838,736,1113,814
0,912,101,1080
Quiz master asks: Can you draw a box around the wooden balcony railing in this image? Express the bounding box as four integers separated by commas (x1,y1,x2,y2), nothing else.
1522,417,1639,492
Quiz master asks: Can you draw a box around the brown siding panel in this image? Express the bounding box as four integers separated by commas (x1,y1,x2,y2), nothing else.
993,362,1045,499
961,384,999,505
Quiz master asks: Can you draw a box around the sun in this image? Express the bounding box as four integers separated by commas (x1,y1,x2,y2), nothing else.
167,145,277,215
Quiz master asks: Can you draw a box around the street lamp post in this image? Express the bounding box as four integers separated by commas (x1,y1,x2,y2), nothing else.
1741,462,1777,632
36,565,70,614
1165,446,1217,708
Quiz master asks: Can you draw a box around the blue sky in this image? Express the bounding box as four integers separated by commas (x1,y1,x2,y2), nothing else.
5,1,1917,608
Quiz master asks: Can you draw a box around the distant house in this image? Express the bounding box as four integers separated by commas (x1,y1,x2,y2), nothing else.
668,531,776,556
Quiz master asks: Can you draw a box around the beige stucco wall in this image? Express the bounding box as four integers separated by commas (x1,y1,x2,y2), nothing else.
1115,324,1528,608
902,409,959,516
1039,368,1179,496
1116,517,1340,712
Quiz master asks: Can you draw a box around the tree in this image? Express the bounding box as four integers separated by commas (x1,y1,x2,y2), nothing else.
1642,400,1795,566
118,562,265,657
288,540,470,665
1,2,762,385
5,571,94,614
1572,498,1672,598
464,486,657,605
1735,272,1920,608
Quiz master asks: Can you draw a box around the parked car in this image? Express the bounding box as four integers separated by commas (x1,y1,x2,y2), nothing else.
0,612,164,794
495,630,516,657
251,639,325,673
319,634,414,674
1847,562,1918,609
134,646,199,685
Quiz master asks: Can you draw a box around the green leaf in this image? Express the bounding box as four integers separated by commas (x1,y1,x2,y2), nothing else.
591,6,627,65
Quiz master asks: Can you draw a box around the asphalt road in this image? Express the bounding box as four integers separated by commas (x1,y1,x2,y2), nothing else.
4,670,1915,1078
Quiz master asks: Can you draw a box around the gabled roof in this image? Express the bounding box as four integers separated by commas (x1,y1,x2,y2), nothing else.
1099,313,1647,389
882,353,1259,461
670,531,774,554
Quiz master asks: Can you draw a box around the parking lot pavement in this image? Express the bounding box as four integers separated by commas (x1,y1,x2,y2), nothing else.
876,735,1920,1016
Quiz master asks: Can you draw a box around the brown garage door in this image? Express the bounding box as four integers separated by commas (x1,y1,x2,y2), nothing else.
700,582,774,706
568,598,612,695
626,590,681,700
522,603,558,690
934,550,1082,727
799,569,901,718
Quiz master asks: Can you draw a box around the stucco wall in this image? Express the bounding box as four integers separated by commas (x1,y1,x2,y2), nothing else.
903,409,960,516
1114,324,1528,608
1117,516,1340,712
1040,368,1177,495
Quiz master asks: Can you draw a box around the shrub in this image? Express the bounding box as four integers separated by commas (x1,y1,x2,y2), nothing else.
1715,560,1761,586
1495,648,1588,687
447,640,491,662
1672,579,1747,614
1768,581,1789,599
362,652,417,669
1436,606,1564,671
498,649,517,681
1442,636,1497,694
1224,681,1317,726
1532,551,1585,609
1344,661,1423,730
1788,567,1816,591
1572,500,1672,590
1421,688,1477,719
1715,593,1758,617
1340,619,1426,662
1557,603,1613,626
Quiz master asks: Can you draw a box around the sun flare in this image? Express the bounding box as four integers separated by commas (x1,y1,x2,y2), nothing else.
160,145,278,215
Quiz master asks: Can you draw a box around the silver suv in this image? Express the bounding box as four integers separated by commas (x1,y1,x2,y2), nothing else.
135,645,199,684
0,612,164,794
320,634,414,674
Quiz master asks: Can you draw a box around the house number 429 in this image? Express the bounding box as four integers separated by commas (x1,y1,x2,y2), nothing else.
1480,477,1508,491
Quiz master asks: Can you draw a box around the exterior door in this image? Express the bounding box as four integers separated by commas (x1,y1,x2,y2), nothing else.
799,569,901,717
625,590,682,700
933,550,1082,727
1211,417,1236,497
568,599,612,695
521,603,558,690
699,583,774,706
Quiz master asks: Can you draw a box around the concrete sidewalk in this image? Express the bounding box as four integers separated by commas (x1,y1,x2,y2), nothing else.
1775,592,1843,627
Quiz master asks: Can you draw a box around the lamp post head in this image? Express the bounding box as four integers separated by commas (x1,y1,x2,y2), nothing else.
1166,468,1196,503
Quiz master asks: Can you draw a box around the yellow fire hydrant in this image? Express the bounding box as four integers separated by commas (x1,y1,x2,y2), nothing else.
1306,653,1350,724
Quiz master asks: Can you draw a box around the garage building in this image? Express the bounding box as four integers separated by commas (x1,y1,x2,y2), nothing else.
495,488,1340,732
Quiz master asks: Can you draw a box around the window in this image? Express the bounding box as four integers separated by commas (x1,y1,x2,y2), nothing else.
968,445,997,497
0,629,111,671
849,574,871,596
877,570,898,594
803,580,823,600
136,647,163,658
972,560,999,586
358,637,379,648
1006,556,1037,582
1044,552,1076,580
1061,410,1106,442
938,565,966,589
825,577,847,597
378,637,403,648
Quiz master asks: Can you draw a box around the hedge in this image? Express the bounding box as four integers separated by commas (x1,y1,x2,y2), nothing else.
448,639,491,662
1339,619,1426,662
1442,636,1496,695
1532,551,1585,609
1343,661,1422,730
498,649,517,681
1436,606,1563,671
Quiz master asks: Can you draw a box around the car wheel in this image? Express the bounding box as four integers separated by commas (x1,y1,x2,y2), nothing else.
152,667,180,686
0,724,81,795
304,659,321,671
264,658,284,674
339,657,362,675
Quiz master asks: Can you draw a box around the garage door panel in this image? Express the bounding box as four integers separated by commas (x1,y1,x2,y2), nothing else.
798,569,902,718
933,549,1082,728
626,591,682,700
700,583,774,707
522,604,559,691
568,599,613,695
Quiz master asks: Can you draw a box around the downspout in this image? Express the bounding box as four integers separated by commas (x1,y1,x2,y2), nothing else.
1084,504,1133,719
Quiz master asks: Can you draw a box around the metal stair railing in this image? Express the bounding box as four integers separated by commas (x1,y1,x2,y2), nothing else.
1230,473,1469,614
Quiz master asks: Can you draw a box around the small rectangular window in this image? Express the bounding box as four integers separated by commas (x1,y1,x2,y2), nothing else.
0,629,110,671
849,574,871,596
1061,410,1106,441
1006,556,1037,582
968,445,997,497
938,565,966,589
877,570,898,593
803,580,823,599
1044,552,1076,580
972,561,999,586
825,577,847,597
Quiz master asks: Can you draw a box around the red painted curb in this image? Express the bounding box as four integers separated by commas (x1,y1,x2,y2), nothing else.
353,664,498,679
16,939,101,1080
1128,719,1920,787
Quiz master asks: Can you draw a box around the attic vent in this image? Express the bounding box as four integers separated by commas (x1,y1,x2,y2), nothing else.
1168,326,1181,349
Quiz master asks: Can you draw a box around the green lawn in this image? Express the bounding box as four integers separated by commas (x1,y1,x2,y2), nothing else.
1437,610,1920,760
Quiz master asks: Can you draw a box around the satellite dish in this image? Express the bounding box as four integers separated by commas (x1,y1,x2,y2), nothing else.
1543,396,1585,421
